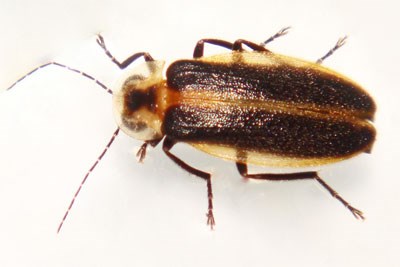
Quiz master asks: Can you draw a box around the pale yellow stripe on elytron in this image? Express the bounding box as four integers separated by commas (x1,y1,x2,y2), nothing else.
189,142,363,168
170,96,373,130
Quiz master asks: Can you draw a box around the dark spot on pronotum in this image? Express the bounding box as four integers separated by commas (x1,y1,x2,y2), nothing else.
124,86,157,113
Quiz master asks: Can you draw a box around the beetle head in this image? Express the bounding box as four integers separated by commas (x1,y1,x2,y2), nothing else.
113,60,165,141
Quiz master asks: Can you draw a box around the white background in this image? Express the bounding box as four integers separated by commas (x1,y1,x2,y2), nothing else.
0,0,399,266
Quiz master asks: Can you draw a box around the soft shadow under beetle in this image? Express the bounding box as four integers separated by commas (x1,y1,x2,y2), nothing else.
7,28,376,231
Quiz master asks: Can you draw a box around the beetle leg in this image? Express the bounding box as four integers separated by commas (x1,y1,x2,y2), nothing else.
316,36,347,64
96,34,154,69
236,161,364,220
136,139,162,163
193,39,234,58
162,137,215,229
260,26,291,47
232,39,271,52
136,143,149,163
193,27,289,58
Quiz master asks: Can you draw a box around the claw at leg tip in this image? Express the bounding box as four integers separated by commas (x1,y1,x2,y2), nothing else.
206,211,215,230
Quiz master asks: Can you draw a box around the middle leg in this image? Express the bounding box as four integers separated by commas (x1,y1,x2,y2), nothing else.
233,26,291,51
193,39,234,58
316,36,347,64
260,26,291,47
192,27,291,58
162,137,216,229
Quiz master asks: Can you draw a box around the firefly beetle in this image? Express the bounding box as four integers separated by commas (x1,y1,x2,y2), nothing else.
7,28,376,231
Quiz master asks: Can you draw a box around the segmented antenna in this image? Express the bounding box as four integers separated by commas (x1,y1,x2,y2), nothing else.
57,128,120,233
7,61,119,232
7,62,113,95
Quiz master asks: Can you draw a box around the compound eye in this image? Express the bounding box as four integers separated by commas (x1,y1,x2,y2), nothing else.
121,117,147,132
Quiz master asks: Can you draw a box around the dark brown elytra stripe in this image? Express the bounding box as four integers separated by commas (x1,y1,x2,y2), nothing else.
166,60,376,119
162,104,375,158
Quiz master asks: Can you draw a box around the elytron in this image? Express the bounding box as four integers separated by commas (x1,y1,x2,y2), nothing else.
6,28,376,231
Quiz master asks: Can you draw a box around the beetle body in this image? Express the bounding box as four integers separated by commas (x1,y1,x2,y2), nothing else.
8,31,376,231
114,51,375,168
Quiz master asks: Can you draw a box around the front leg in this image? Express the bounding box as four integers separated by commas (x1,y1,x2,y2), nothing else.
162,137,215,229
135,139,162,163
96,35,154,69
